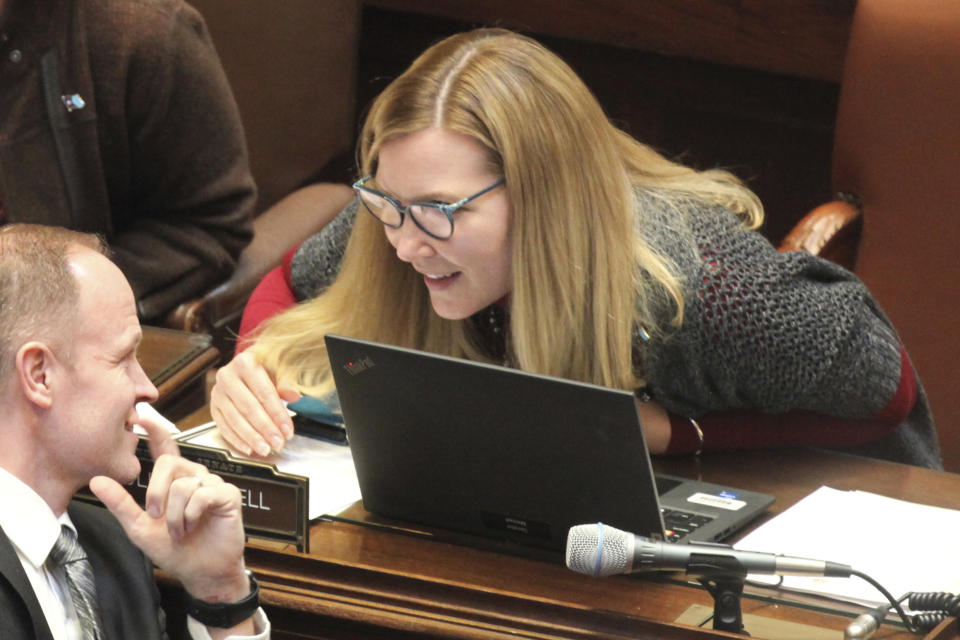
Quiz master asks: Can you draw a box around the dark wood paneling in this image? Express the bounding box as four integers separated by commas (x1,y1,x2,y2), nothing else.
366,0,855,82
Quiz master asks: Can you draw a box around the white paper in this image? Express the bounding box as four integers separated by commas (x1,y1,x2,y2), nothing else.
734,486,960,606
176,422,362,521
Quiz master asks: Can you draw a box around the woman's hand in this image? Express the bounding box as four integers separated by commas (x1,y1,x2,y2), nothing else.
210,351,301,456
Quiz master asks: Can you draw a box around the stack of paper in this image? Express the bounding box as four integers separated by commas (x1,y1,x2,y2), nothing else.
734,486,960,606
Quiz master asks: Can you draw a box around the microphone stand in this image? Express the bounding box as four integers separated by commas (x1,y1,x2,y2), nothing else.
696,573,748,634
688,556,752,635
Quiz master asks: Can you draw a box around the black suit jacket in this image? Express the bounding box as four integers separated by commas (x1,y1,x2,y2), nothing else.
0,500,169,640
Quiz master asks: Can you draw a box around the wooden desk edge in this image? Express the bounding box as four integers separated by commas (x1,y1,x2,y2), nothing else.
153,347,219,400
241,543,739,640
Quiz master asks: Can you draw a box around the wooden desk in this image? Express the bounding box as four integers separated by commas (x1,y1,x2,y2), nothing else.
138,326,219,422
166,437,958,639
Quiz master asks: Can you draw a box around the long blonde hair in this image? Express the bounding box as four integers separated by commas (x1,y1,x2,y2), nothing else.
252,28,762,395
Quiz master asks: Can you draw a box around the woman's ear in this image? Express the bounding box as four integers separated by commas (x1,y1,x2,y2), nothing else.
16,341,58,409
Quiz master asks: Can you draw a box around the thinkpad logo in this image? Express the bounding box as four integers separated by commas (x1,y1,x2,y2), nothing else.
343,356,375,375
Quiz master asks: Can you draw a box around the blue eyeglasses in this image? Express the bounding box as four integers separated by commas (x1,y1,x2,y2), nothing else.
352,176,506,240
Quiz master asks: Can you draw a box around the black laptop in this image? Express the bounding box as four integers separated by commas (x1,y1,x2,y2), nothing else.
325,334,774,553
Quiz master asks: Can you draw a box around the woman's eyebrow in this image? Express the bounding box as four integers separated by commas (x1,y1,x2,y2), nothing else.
371,177,460,203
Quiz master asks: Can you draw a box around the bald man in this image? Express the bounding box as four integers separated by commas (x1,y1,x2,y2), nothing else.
0,224,269,639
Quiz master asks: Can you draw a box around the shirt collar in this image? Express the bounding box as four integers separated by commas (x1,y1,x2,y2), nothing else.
0,465,74,569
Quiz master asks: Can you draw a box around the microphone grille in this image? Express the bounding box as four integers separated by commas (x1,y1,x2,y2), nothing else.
566,523,632,577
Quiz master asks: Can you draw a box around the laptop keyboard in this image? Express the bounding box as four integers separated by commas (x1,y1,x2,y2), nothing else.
661,508,715,542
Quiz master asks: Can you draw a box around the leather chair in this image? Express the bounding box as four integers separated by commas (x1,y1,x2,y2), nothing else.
162,0,360,355
780,0,960,470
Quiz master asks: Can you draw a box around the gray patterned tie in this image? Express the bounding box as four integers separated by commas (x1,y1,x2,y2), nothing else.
47,525,103,640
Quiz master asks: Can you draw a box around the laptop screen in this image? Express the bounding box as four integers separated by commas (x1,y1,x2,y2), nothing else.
325,334,773,552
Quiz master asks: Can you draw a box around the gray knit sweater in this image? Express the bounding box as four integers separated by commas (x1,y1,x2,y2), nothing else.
290,194,942,469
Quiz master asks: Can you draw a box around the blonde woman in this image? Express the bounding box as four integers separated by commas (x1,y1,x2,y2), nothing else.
211,29,940,469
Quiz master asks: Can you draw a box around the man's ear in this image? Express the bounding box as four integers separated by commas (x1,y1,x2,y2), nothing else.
16,341,59,410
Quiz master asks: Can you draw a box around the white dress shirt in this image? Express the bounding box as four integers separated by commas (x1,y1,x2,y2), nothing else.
0,466,269,639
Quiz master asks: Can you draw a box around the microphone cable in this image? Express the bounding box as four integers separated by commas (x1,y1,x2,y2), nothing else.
843,568,960,638
903,591,960,631
678,568,957,637
738,566,956,637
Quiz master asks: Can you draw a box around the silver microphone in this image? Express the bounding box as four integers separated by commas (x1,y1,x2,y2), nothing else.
566,523,853,578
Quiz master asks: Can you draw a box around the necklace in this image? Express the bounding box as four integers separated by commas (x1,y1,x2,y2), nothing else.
486,304,503,335
473,304,508,364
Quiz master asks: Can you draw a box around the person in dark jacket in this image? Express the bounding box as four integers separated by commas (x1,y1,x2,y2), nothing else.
0,0,255,320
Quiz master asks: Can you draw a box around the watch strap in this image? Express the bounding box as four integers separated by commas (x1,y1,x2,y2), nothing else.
183,570,260,628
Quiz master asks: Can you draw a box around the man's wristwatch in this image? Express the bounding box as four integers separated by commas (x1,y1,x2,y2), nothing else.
184,570,260,628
